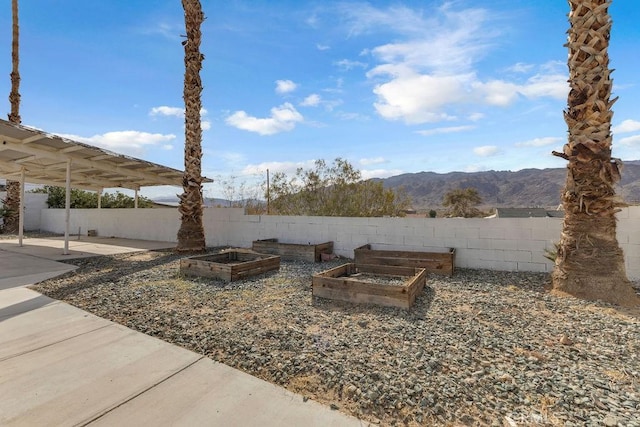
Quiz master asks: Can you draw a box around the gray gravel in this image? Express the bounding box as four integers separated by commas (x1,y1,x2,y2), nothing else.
31,249,640,427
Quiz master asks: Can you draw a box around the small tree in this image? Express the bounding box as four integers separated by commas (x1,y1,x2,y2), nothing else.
0,199,11,233
32,186,152,208
101,192,153,208
268,158,410,217
442,188,483,218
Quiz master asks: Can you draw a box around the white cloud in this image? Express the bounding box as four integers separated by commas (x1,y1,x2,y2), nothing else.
225,103,304,135
220,151,246,164
468,113,485,121
464,164,486,173
613,119,640,134
275,80,298,94
518,73,568,100
507,62,535,73
321,99,344,112
361,168,403,180
337,111,369,121
362,5,496,72
338,3,452,38
150,105,212,131
474,74,567,107
619,135,640,146
300,94,321,107
334,59,368,71
346,4,567,124
241,160,316,175
515,137,563,147
138,22,181,41
473,145,499,157
416,125,475,136
474,80,520,106
316,43,330,51
369,71,469,124
57,131,176,156
150,106,184,117
359,157,387,166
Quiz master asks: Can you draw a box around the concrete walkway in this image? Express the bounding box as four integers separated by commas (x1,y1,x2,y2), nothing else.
0,237,365,426
0,235,177,260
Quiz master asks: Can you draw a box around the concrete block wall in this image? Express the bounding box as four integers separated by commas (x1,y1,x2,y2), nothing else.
616,205,640,280
39,206,640,280
40,208,181,242
205,213,562,274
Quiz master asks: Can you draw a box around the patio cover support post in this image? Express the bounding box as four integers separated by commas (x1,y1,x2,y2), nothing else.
134,187,139,209
18,167,25,246
64,159,71,255
97,189,102,209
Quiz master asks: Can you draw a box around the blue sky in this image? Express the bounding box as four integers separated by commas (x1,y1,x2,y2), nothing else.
1,0,639,200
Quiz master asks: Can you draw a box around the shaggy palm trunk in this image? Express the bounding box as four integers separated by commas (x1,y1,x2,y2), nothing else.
552,0,638,305
176,0,206,252
4,0,21,234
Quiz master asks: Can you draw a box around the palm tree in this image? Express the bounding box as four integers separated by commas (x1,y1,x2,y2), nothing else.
552,0,638,305
4,0,21,234
176,0,206,252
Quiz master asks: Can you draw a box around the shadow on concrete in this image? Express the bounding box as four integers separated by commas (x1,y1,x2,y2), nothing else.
0,294,54,323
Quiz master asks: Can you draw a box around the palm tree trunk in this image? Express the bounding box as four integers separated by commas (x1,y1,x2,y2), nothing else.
4,0,21,234
552,0,638,305
176,0,206,252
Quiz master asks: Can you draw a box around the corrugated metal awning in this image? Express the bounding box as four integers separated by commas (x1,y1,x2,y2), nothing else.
0,118,211,190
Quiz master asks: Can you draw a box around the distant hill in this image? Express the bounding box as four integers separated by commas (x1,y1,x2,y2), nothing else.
154,162,640,211
153,196,232,207
379,162,640,210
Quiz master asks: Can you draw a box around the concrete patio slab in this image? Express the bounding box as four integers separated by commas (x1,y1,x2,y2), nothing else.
0,289,109,360
0,236,175,261
0,250,76,289
0,314,202,426
89,357,362,427
0,259,367,427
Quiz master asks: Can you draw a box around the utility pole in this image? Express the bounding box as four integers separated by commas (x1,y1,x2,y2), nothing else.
266,168,270,214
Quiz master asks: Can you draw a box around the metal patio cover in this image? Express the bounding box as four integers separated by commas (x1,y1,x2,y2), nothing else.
0,118,211,190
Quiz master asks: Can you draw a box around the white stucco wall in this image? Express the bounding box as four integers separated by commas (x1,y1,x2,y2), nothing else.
39,208,181,242
0,192,48,231
38,206,640,280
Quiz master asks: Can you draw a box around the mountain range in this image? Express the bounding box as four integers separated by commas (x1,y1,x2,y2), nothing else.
150,161,640,211
379,160,640,210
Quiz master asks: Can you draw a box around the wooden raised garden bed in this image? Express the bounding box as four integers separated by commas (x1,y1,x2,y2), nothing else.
312,263,427,309
354,244,455,276
251,238,333,262
180,250,280,282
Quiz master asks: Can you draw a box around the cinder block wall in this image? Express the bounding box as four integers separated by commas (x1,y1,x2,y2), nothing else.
616,205,640,280
39,206,640,279
203,212,561,274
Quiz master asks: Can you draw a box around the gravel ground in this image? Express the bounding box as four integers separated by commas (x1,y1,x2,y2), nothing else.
30,249,640,427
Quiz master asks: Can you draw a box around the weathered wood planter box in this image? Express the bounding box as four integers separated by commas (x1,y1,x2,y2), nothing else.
354,244,456,276
251,238,333,262
312,263,427,309
180,250,280,282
